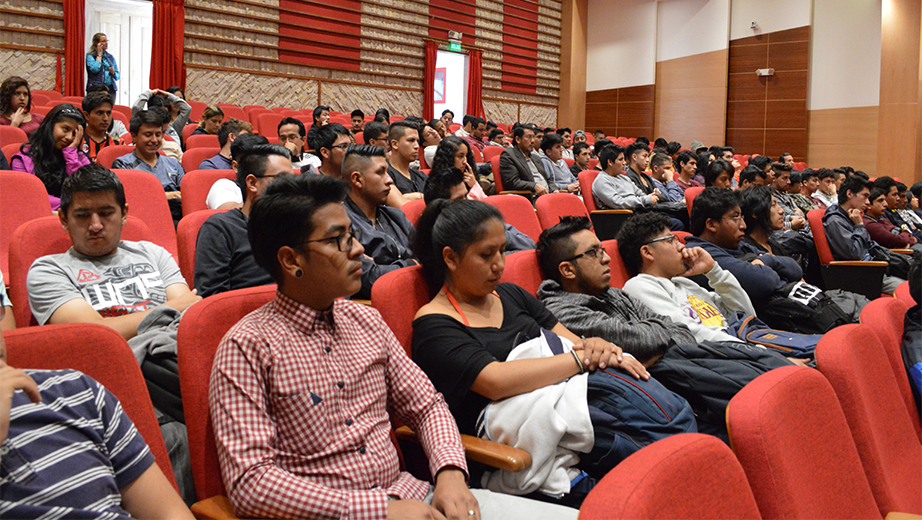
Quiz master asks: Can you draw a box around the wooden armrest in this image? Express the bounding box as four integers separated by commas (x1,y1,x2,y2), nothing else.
191,495,239,520
591,209,634,215
498,190,533,196
884,512,922,520
395,426,531,473
890,248,913,255
829,260,889,267
351,298,372,306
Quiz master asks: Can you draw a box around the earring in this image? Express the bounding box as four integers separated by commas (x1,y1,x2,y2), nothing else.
295,269,303,278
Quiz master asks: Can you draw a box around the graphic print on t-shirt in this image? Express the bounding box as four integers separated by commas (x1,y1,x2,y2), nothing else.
685,294,724,327
78,263,166,317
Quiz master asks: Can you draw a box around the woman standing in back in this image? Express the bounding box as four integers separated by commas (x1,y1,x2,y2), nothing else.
86,33,119,96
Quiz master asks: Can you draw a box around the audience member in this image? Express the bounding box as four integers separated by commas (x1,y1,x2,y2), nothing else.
739,185,791,257
305,104,330,151
132,88,191,147
10,103,90,210
570,142,591,176
902,252,921,417
499,124,557,198
572,129,588,145
673,150,702,192
420,120,442,166
440,108,455,131
362,120,388,148
374,107,390,123
0,76,44,136
166,85,184,99
113,110,184,209
199,118,251,170
194,144,287,297
816,168,845,208
191,105,223,136
593,130,606,142
80,91,123,160
85,32,119,95
430,117,448,139
779,152,795,169
314,122,352,178
386,120,426,198
454,114,473,138
875,176,922,240
794,169,822,213
863,187,921,250
557,127,574,159
695,150,714,184
278,117,320,173
896,181,922,229
748,156,775,185
487,128,505,146
431,136,487,200
205,133,270,210
703,159,733,188
463,116,487,152
540,132,579,193
648,153,683,202
349,108,364,136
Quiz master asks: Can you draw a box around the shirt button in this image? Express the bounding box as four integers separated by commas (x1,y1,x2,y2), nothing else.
359,446,366,454
345,418,354,426
337,381,344,389
325,346,331,353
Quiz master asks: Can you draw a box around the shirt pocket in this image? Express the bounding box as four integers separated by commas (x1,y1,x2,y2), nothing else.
272,388,333,455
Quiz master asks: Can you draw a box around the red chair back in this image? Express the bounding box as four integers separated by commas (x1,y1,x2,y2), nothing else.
685,186,705,217
2,143,23,159
481,146,504,163
255,112,284,137
578,170,600,212
600,239,632,288
490,155,506,193
30,92,51,107
215,104,248,123
449,123,461,133
8,215,153,327
111,169,179,260
29,106,52,117
815,324,922,515
4,323,179,492
807,208,835,264
500,249,544,297
181,147,221,172
0,125,28,146
110,110,129,126
94,144,135,168
112,104,132,119
370,265,431,357
562,157,575,168
1,172,52,282
61,95,84,105
187,101,207,122
177,285,278,501
895,281,915,307
31,89,62,100
483,194,542,243
535,192,590,230
579,433,761,520
727,366,882,520
858,297,921,441
180,169,236,215
185,134,220,150
176,209,227,287
470,145,483,163
182,123,199,144
400,198,426,227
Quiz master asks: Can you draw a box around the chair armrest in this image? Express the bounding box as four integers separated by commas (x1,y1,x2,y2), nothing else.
828,260,889,267
884,512,922,520
351,299,372,306
498,190,533,196
591,209,634,215
890,248,913,255
395,426,531,473
191,495,239,520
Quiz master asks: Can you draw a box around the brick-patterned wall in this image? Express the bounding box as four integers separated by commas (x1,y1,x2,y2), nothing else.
0,0,65,91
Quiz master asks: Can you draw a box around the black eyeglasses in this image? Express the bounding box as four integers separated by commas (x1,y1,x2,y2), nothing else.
644,234,679,246
300,228,357,252
566,245,605,262
329,143,352,150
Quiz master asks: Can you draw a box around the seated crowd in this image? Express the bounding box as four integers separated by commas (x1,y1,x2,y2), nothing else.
2,74,921,518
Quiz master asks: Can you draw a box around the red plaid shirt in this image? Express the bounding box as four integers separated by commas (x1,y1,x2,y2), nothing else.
464,135,486,152
210,292,468,519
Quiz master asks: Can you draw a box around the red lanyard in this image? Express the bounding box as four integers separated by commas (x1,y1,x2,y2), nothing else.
442,286,499,327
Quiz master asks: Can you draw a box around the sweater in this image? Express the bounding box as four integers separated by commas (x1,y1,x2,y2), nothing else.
823,204,876,260
684,236,802,302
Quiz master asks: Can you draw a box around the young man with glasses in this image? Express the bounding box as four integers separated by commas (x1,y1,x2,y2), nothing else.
315,122,353,178
536,216,696,367
341,144,418,299
616,212,756,344
194,143,290,297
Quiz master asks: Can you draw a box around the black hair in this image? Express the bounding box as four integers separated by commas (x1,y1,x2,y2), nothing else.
676,150,696,168
540,132,564,153
60,163,126,216
316,122,351,154
739,185,775,235
748,155,771,172
851,170,870,181
341,143,387,179
573,142,590,157
278,117,305,138
351,109,364,118
411,199,504,292
817,168,837,181
599,144,625,171
374,108,390,123
470,116,485,128
512,123,536,146
166,86,184,98
789,171,802,185
556,127,572,136
542,127,555,135
696,151,714,177
689,187,740,236
432,136,476,177
739,164,767,186
0,76,31,115
423,167,466,205
719,146,734,156
248,174,350,284
230,133,269,162
236,143,292,201
148,107,170,129
872,176,898,194
24,103,87,199
704,159,734,187
387,120,418,146
635,136,650,146
81,91,114,113
771,162,792,176
779,152,792,162
838,175,873,205
217,118,252,148
488,128,504,141
592,138,613,155
486,120,497,130
911,182,922,202
312,105,330,124
624,142,650,164
666,142,681,155
146,95,172,114
653,138,668,149
869,186,887,204
800,168,818,182
462,115,473,127
616,212,672,276
362,121,388,143
536,216,593,283
650,153,671,169
129,109,163,135
86,84,109,94
441,109,454,118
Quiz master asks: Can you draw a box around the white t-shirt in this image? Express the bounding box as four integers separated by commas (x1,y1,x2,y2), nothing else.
206,178,243,209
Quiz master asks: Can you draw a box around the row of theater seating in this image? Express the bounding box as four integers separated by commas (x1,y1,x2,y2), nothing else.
4,255,918,519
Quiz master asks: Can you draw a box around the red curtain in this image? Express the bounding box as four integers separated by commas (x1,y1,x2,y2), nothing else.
63,0,85,96
466,49,484,119
423,41,438,121
150,0,186,90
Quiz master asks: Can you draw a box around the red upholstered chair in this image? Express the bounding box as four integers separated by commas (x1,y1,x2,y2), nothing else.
2,143,22,159
4,323,179,492
1,171,52,282
29,105,52,117
815,324,922,516
577,170,633,240
187,101,207,122
601,239,632,289
255,112,284,137
95,144,135,168
727,366,883,520
0,125,28,146
215,104,248,123
112,104,132,120
481,146,504,163
61,95,84,105
110,109,129,127
685,186,705,217
180,169,235,216
563,157,575,168
399,198,426,227
243,105,269,121
578,433,761,520
185,134,220,150
858,297,921,441
470,145,483,163
895,281,915,307
807,208,887,299
500,249,544,297
535,192,591,230
449,123,461,133
673,230,692,244
8,215,153,327
181,147,221,172
176,285,277,517
176,209,227,287
111,169,179,260
483,194,542,242
30,92,51,106
489,154,531,196
182,123,199,144
31,89,62,100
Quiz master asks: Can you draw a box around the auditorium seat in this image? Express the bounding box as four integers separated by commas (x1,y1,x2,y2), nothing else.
182,123,199,144
215,104,248,123
185,134,220,150
111,169,179,260
176,209,227,287
2,143,22,159
180,169,236,215
30,89,62,100
577,170,632,240
600,239,632,289
93,144,135,168
685,186,705,216
483,194,542,242
807,208,887,299
894,281,914,307
181,147,221,172
255,112,284,137
187,101,207,122
488,154,532,196
0,171,52,283
399,198,426,226
0,125,28,147
535,192,591,230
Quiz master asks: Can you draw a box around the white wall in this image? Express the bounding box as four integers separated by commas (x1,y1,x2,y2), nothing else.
728,0,812,40
586,0,657,91
656,0,730,62
809,0,881,110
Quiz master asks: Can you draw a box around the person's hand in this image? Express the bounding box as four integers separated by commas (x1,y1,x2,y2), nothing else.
164,289,202,313
653,187,664,197
663,169,674,182
848,208,864,225
283,141,300,156
650,194,660,205
534,184,548,197
388,500,447,520
96,42,105,55
165,191,182,200
568,183,579,193
612,353,650,380
751,258,765,266
108,66,115,75
431,468,479,520
790,216,805,230
680,247,716,277
10,107,26,127
462,163,476,188
67,125,84,148
571,337,621,371
0,362,41,444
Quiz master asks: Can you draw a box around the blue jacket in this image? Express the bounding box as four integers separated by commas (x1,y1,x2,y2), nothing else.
685,236,803,302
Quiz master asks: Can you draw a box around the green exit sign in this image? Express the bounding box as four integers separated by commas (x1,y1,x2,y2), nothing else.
448,41,462,52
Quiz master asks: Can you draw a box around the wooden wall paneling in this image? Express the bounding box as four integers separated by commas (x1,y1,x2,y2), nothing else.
808,106,878,172
728,43,768,75
764,129,807,161
654,49,728,148
766,71,809,101
727,100,766,129
766,100,807,129
585,85,654,138
558,0,587,129
727,73,767,103
725,128,765,155
766,40,809,71
618,85,654,103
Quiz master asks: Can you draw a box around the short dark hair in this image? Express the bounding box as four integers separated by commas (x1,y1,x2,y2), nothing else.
350,109,364,118
616,212,672,276
573,142,590,156
910,182,922,202
592,138,613,155
779,152,792,162
362,121,388,143
817,168,837,181
236,143,292,201
704,159,734,187
869,186,887,203
388,120,418,146
536,216,593,283
374,108,390,123
217,118,252,148
739,165,767,186
341,143,387,178
248,174,350,284
81,91,114,113
146,95,171,113
666,142,681,155
624,142,649,164
129,110,164,134
838,175,873,205
488,128,504,141
771,162,792,176
748,155,771,172
540,132,564,153
278,117,305,138
872,176,898,194
166,86,183,97
650,153,671,169
60,164,126,216
599,144,625,171
635,136,650,146
470,116,485,128
512,123,536,145
556,127,572,136
441,109,454,118
800,168,818,182
312,105,330,123
689,187,740,236
462,115,474,127
230,133,269,162
317,122,351,153
653,138,668,149
423,167,466,205
676,150,696,168
739,185,775,234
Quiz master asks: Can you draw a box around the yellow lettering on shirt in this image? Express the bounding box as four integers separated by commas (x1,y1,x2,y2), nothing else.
687,295,724,327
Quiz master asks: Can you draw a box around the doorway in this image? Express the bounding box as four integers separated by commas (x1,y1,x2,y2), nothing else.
85,0,153,106
434,50,468,125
